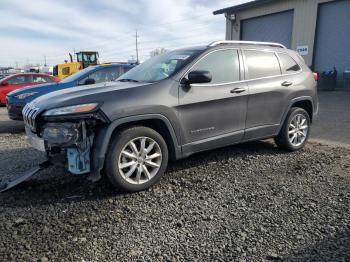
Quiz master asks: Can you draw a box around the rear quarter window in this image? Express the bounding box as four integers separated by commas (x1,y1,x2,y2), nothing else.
44,76,55,82
278,53,301,74
244,50,281,79
33,76,54,83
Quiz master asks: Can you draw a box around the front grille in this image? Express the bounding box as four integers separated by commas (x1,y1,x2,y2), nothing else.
23,103,40,132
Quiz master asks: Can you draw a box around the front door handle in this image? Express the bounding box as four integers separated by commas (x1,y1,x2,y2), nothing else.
281,81,293,87
230,87,246,94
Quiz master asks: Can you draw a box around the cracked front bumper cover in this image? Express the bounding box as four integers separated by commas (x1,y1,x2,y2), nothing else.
0,159,52,193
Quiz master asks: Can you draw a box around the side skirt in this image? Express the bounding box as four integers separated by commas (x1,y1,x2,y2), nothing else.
181,130,244,158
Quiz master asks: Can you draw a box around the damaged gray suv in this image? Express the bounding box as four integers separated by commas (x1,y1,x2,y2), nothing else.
22,41,318,192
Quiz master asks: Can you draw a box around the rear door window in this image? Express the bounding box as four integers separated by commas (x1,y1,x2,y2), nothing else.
191,49,240,84
7,75,31,84
78,68,116,85
104,67,125,81
278,53,301,74
33,76,54,83
244,50,281,79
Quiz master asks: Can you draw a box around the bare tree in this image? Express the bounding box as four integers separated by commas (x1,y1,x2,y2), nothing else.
150,48,168,57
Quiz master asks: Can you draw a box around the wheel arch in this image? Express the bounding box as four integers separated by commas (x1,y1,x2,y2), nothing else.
91,114,181,179
277,96,314,135
291,99,313,122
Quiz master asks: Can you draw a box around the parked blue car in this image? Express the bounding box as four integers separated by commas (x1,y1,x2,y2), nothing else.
7,63,135,120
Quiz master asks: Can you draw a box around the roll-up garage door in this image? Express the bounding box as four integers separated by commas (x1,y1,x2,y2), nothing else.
314,0,350,88
241,10,294,49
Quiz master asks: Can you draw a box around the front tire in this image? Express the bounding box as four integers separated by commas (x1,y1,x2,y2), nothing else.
275,107,311,151
105,126,168,192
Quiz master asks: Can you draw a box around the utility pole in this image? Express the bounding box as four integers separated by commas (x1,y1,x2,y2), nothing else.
44,55,47,66
135,30,139,63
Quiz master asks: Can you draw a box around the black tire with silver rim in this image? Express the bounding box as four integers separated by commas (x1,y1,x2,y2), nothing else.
106,126,168,192
275,107,311,151
119,136,162,184
288,113,309,147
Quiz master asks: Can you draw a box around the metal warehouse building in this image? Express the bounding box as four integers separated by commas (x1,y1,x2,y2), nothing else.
213,0,350,89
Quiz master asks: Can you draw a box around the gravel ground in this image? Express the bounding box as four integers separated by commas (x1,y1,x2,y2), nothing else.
312,91,350,146
0,107,24,134
0,132,349,261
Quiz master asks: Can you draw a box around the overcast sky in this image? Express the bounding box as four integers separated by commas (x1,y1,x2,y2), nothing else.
0,0,250,67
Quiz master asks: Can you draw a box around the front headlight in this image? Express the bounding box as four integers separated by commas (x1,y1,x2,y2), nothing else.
16,92,38,100
42,123,80,146
43,103,99,116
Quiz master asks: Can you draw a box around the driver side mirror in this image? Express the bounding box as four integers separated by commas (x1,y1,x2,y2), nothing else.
1,81,8,86
187,70,212,84
84,78,95,85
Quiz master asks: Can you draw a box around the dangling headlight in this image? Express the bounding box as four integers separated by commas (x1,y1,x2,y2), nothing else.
42,123,80,146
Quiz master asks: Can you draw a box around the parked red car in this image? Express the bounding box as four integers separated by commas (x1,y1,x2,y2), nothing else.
0,73,59,105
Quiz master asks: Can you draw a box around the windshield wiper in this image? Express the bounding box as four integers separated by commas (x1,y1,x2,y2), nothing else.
118,78,139,82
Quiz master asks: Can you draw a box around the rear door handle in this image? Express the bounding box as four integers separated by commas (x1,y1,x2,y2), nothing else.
281,81,293,87
230,87,246,94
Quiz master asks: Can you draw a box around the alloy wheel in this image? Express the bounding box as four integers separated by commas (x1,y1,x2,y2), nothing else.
118,136,162,184
288,114,309,147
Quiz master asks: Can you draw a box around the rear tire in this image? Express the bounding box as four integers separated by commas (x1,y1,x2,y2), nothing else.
105,126,168,192
275,107,311,151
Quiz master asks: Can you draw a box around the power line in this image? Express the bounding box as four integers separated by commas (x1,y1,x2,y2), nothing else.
4,19,222,64
0,5,229,65
135,30,139,63
3,27,223,66
100,32,218,57
70,20,218,53
63,15,222,53
99,24,221,57
83,12,219,52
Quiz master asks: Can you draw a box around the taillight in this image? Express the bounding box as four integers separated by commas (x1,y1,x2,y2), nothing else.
313,72,318,81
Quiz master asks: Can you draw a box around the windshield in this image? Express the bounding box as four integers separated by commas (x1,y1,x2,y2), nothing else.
60,66,97,83
85,53,97,63
117,49,201,82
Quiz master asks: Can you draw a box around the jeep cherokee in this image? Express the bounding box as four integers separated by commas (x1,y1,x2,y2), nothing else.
22,41,318,192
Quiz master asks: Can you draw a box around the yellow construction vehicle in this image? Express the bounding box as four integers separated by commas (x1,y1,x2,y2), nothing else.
53,51,99,80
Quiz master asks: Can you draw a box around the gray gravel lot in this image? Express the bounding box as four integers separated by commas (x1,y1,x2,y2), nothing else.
312,91,350,146
0,130,349,261
0,106,24,134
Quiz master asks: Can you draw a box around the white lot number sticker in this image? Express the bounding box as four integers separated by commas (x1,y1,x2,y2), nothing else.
170,55,190,60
